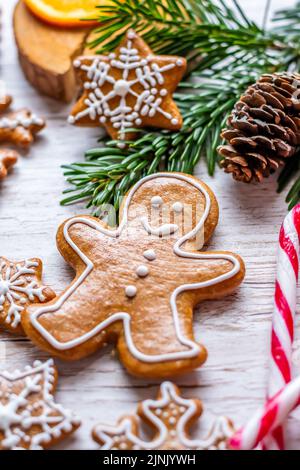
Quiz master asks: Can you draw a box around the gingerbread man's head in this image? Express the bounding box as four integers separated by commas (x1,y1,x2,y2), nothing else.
119,173,219,250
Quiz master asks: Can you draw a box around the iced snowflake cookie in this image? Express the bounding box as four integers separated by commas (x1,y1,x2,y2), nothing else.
68,30,186,143
93,382,234,450
0,257,55,334
0,359,80,450
0,108,45,148
22,173,245,377
0,149,19,179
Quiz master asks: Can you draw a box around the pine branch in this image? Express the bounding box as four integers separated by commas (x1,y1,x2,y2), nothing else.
273,1,300,203
89,0,275,63
62,0,300,212
271,1,300,71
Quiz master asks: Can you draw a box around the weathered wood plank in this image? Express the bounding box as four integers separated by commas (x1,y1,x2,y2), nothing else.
1,0,300,450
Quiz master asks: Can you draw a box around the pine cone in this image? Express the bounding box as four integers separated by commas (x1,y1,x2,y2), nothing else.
218,73,300,183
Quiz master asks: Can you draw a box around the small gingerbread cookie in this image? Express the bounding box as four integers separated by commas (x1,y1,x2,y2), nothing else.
0,359,80,450
0,257,55,334
68,30,186,142
93,381,234,450
0,108,45,148
0,95,12,114
0,149,19,179
23,172,245,378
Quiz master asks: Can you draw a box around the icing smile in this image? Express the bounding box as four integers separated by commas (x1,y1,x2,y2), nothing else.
140,217,178,237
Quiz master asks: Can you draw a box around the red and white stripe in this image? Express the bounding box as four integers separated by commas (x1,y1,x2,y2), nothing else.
230,204,300,450
229,374,300,450
264,206,300,449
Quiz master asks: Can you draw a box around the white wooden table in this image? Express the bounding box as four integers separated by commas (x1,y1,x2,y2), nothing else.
1,0,300,450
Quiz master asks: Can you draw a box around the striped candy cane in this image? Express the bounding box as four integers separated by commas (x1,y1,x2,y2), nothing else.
230,204,300,450
230,374,300,450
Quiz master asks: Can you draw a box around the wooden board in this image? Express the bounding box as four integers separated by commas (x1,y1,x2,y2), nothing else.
1,0,300,450
13,0,90,102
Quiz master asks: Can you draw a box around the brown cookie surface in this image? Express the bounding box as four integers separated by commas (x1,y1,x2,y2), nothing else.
0,95,12,114
0,149,19,179
22,172,245,378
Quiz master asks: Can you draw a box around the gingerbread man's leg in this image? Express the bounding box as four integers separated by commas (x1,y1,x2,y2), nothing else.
116,251,245,377
116,297,207,378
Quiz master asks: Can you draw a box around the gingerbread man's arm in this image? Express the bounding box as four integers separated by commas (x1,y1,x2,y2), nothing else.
55,214,116,270
167,247,245,304
21,215,120,360
205,251,245,300
186,251,245,302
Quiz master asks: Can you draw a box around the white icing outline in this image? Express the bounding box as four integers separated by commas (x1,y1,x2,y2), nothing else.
94,381,233,450
0,114,43,130
29,173,241,364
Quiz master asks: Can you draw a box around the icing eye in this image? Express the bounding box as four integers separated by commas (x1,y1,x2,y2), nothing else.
151,196,163,208
172,202,183,213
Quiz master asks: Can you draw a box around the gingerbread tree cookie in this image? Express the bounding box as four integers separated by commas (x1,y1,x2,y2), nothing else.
0,149,19,179
0,257,55,334
93,382,234,450
23,173,245,378
0,108,45,148
68,30,186,143
0,359,80,450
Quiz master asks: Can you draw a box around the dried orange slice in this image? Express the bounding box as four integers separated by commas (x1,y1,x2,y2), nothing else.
23,0,103,28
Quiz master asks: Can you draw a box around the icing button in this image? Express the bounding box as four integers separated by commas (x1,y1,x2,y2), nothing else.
143,249,156,261
151,196,163,208
136,265,149,278
172,202,183,213
125,285,137,298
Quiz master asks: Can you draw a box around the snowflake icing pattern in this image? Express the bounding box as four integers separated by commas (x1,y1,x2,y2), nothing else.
0,360,80,450
93,382,234,450
0,258,49,328
69,30,186,141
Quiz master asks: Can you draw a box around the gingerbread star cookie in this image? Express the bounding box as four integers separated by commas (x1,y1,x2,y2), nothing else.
0,109,45,148
0,257,55,335
23,172,245,378
93,382,234,450
68,30,186,142
0,95,12,114
0,359,80,450
0,149,19,179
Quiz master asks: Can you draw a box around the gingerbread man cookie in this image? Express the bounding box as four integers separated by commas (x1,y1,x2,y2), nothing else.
0,149,19,179
0,359,80,450
0,109,45,148
0,257,55,334
93,382,234,450
23,173,245,377
68,30,186,143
